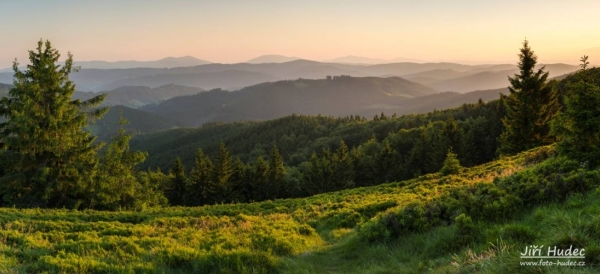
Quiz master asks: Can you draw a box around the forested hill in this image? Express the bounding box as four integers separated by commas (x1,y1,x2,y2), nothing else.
131,98,504,174
142,76,438,126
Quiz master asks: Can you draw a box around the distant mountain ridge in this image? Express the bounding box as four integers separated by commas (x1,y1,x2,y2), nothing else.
96,70,280,91
425,64,577,92
245,55,300,64
0,60,579,93
326,55,421,64
72,56,211,69
73,84,205,108
143,76,438,126
0,56,211,71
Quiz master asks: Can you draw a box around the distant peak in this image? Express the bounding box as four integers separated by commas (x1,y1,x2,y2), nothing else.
159,56,201,61
245,54,300,64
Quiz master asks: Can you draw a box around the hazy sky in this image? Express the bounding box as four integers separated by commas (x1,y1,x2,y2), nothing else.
1,0,600,68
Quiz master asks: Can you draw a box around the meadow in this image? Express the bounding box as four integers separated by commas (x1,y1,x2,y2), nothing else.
0,145,598,273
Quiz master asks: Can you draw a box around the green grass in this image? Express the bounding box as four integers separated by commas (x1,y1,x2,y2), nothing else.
281,189,600,273
0,146,598,273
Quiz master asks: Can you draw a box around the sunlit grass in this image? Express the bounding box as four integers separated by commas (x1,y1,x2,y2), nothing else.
0,146,598,273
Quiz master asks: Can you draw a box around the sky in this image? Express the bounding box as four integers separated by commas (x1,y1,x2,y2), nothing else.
1,0,600,69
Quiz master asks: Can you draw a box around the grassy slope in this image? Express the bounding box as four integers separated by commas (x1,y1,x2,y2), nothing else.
282,190,600,274
0,146,598,273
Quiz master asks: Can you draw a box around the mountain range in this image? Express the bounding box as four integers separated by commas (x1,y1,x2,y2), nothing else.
1,75,511,144
72,56,211,69
90,79,510,138
325,55,421,64
0,59,578,93
245,55,300,64
141,76,436,126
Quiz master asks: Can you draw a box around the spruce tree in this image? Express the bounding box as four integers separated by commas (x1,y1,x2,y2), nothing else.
167,157,187,206
498,40,559,155
332,140,354,190
442,117,463,157
0,40,107,208
228,157,247,203
212,143,234,203
350,146,369,186
94,113,148,210
186,149,213,206
251,156,270,201
372,140,400,183
302,151,332,195
266,145,285,199
407,127,432,177
552,56,600,168
440,149,462,176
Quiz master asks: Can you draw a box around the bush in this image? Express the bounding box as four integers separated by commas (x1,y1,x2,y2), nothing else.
440,150,462,176
454,214,476,247
359,155,600,244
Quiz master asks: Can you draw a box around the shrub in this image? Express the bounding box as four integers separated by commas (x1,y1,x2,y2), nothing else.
440,150,462,176
454,214,476,247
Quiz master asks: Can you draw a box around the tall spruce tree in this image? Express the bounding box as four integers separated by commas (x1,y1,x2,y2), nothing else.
167,157,187,206
0,40,107,208
186,149,213,206
372,140,400,184
551,56,600,168
407,127,432,177
266,145,285,200
251,156,270,201
331,140,355,190
303,150,334,195
498,40,559,155
212,143,234,203
227,157,246,203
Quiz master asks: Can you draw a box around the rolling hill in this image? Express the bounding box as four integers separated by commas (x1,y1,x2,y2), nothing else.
414,64,578,92
139,75,510,129
88,105,182,142
402,69,471,86
390,87,508,115
95,70,281,91
142,76,438,126
430,70,516,92
73,84,205,108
